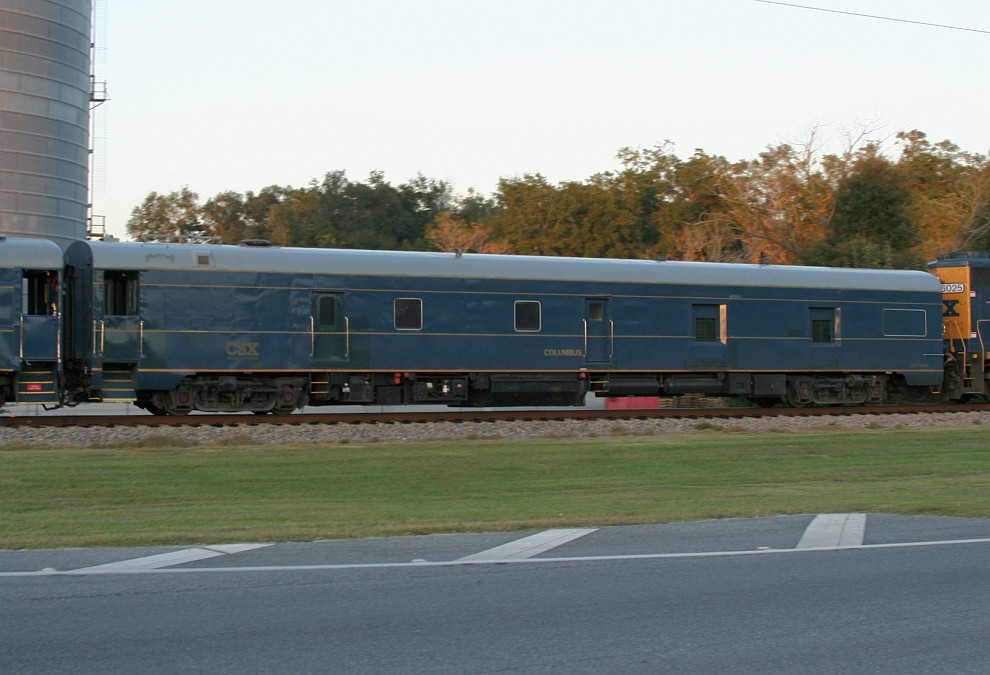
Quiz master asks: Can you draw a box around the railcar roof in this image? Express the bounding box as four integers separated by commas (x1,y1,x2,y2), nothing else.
88,241,941,292
0,236,67,269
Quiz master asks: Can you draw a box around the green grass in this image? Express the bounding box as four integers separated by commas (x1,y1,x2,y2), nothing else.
1,427,988,549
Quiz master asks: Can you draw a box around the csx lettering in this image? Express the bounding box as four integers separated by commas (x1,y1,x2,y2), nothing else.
226,342,260,357
942,300,961,318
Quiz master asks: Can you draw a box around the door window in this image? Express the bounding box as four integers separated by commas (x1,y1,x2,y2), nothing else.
23,271,58,316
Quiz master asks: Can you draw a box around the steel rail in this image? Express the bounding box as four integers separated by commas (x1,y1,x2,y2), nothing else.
1,404,987,429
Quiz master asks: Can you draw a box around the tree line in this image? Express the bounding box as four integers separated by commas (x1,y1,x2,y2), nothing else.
126,128,990,269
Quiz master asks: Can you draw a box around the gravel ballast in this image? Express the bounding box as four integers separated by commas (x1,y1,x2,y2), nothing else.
2,410,988,448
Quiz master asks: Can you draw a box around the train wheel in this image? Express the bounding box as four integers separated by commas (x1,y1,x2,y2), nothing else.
135,398,171,416
161,402,191,416
785,383,811,408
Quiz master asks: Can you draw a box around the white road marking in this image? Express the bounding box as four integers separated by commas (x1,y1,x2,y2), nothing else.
204,543,272,554
796,513,867,549
67,543,271,574
456,528,598,562
1,537,987,578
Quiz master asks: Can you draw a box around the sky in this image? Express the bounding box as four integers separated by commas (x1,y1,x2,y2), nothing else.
92,0,990,239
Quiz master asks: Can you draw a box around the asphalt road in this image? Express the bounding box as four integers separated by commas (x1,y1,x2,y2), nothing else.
2,514,989,674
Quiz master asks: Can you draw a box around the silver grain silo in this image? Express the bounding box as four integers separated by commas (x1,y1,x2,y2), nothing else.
0,0,92,245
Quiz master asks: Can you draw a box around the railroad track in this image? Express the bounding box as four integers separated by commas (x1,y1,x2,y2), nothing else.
2,403,987,429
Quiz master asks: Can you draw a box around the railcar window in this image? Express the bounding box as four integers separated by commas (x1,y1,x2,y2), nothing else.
810,307,835,343
317,296,335,326
695,318,717,341
23,271,58,316
883,309,926,337
811,320,831,343
394,298,423,330
515,301,541,332
104,271,140,316
693,304,722,342
588,301,604,321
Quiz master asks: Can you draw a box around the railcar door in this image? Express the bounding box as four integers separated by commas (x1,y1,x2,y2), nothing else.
310,292,349,364
20,270,60,360
583,298,613,365
98,271,142,363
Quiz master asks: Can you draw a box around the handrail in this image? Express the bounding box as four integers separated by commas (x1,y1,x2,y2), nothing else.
345,316,350,358
610,319,615,358
945,319,967,354
309,316,315,357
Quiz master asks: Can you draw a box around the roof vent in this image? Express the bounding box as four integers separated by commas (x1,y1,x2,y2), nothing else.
238,239,272,247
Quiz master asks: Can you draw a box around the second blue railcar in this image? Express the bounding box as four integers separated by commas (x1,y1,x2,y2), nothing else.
84,240,944,414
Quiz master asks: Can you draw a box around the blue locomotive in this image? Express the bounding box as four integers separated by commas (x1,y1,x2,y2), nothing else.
0,234,982,414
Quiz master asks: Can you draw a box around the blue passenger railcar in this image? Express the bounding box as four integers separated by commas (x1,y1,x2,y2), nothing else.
87,240,945,414
0,236,67,405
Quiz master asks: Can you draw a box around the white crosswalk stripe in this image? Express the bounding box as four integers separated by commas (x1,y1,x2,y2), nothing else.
456,528,598,562
69,543,271,574
796,513,866,549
